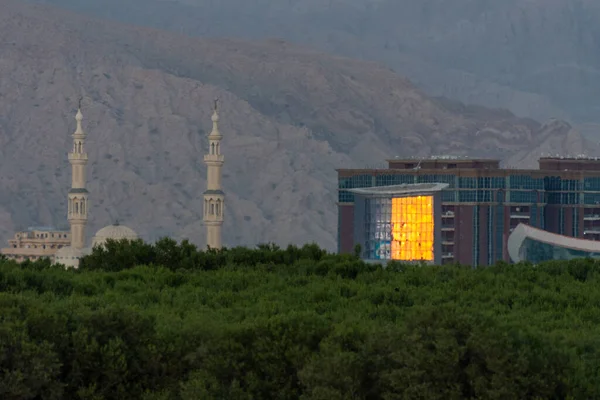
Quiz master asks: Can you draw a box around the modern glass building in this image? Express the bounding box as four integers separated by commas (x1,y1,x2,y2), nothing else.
337,156,600,265
508,223,600,263
349,183,448,264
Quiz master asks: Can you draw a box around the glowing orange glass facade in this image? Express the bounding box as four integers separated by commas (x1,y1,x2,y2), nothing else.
391,196,434,261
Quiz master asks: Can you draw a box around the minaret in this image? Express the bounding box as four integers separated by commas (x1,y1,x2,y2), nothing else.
67,105,89,249
203,99,225,249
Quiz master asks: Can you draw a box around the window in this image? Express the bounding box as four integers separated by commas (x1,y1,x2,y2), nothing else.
561,179,580,191
584,193,600,205
338,175,372,189
375,174,414,187
477,190,492,202
544,176,562,191
473,206,479,264
510,191,537,203
458,177,476,189
442,191,456,202
362,196,435,261
363,198,392,260
519,237,600,263
549,193,579,205
509,175,544,190
417,174,455,187
459,190,477,202
390,196,434,261
487,207,493,265
584,177,600,191
338,191,354,203
338,174,374,203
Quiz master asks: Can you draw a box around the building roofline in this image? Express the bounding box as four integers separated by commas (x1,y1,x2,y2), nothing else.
336,168,597,177
25,226,67,232
385,157,501,163
539,157,600,161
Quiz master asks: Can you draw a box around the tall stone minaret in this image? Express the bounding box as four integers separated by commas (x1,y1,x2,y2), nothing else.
203,99,225,249
67,106,89,249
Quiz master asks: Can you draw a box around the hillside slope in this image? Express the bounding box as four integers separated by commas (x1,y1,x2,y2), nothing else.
30,0,600,127
0,0,595,250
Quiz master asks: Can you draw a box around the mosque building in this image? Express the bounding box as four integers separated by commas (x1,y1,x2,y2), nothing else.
1,106,138,267
1,99,225,266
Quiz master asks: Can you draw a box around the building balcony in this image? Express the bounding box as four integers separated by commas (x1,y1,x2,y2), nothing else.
510,214,530,219
203,154,225,163
441,253,454,259
442,211,455,218
584,215,600,221
68,153,88,161
441,226,455,231
442,240,454,245
584,230,600,235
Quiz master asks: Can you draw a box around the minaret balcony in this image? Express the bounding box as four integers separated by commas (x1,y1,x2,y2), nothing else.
203,219,224,225
203,154,224,163
68,216,88,221
68,153,88,161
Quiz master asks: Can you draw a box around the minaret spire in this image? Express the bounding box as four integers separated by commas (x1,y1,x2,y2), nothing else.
203,98,225,249
67,100,89,249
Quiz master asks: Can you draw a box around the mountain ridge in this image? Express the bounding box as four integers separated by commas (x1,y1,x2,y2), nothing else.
29,0,600,127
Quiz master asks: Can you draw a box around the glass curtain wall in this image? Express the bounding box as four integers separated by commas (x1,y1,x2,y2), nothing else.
364,195,434,261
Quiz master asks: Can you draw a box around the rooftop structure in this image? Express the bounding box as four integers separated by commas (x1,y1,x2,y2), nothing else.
387,157,500,170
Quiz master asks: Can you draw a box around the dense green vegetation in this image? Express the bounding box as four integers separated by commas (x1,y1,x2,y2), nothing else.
2,238,600,399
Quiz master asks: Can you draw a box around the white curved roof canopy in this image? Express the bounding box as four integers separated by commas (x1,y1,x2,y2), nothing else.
348,183,449,196
508,223,600,263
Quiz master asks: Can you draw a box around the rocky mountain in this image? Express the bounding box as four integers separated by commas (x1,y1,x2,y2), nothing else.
0,0,596,250
29,0,600,130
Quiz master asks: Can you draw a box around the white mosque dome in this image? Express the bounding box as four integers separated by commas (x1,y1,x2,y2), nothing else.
91,222,138,248
53,246,84,269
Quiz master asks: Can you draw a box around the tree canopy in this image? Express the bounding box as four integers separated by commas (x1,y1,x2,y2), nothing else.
1,238,599,399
